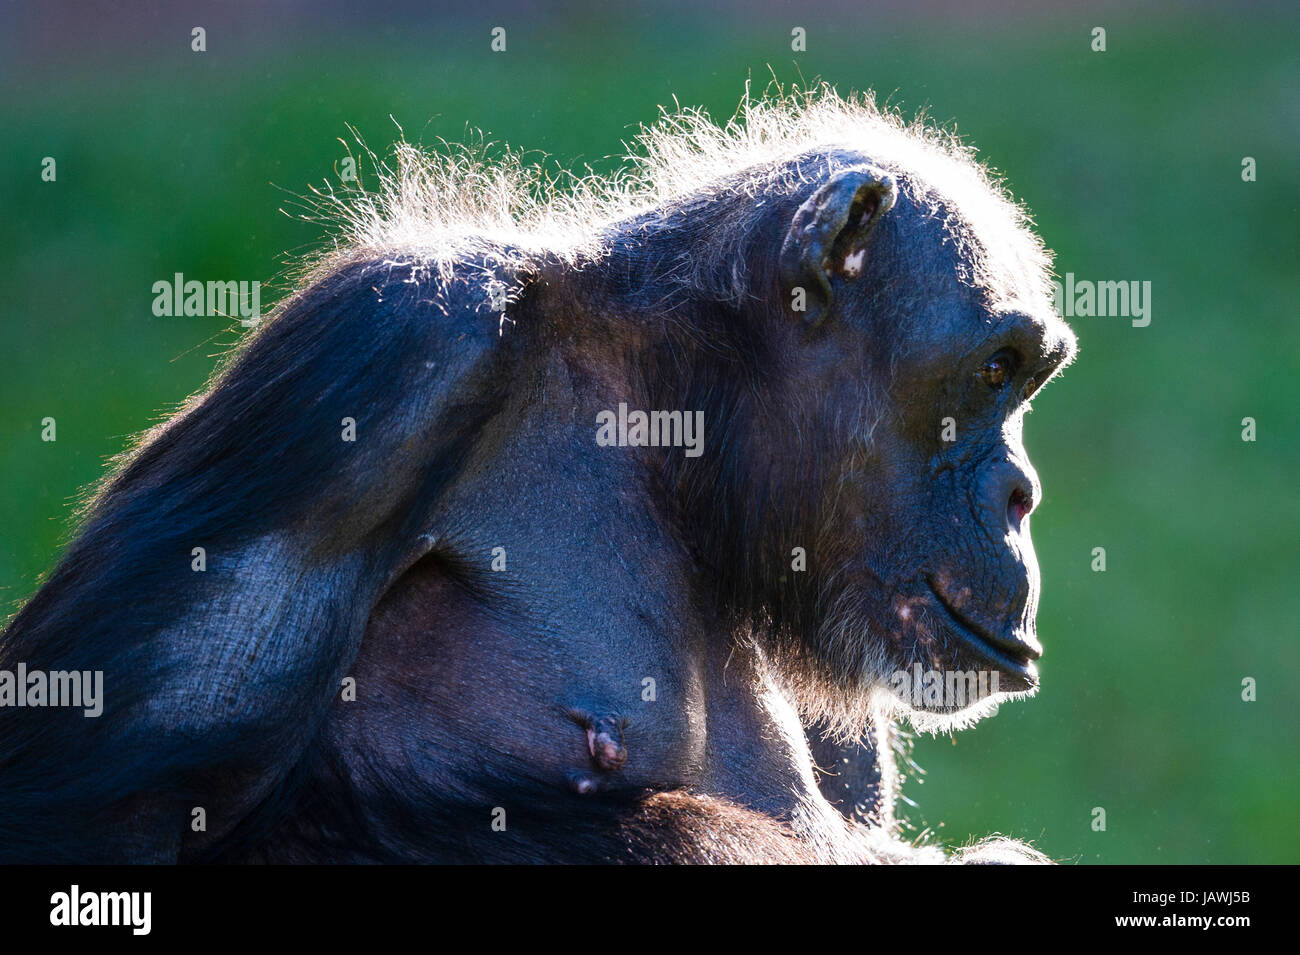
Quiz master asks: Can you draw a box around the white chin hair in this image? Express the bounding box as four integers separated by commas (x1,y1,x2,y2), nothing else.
883,684,1037,735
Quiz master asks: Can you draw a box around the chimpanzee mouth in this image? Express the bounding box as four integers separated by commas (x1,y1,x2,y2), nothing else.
926,580,1040,682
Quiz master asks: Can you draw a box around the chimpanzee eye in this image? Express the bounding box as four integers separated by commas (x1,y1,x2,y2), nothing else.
979,350,1016,389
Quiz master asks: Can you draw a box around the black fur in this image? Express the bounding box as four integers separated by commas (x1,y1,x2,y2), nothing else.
0,125,1071,863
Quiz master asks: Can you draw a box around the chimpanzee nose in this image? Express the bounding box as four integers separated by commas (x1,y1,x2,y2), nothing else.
1008,486,1032,528
994,458,1039,531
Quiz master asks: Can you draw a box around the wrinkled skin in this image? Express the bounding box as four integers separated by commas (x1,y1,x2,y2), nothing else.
773,166,1076,709
0,146,1074,863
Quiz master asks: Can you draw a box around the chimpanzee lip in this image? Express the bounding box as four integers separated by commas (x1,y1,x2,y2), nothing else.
926,580,1040,680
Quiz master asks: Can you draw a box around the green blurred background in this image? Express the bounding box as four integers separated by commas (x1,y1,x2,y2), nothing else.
2,1,1296,863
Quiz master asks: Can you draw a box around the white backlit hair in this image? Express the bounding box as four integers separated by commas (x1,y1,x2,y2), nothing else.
298,82,1053,309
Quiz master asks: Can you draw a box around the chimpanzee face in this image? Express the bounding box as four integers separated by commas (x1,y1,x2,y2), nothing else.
775,162,1076,717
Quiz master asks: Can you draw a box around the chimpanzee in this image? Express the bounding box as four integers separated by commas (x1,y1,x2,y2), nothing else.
0,89,1075,863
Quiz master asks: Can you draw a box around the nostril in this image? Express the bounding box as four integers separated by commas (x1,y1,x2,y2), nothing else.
1008,488,1031,527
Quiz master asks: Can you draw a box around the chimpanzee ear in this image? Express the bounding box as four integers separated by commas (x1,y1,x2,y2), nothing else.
778,166,897,327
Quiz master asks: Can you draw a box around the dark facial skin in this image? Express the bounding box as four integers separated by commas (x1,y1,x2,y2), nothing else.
800,191,1077,707
0,146,1070,863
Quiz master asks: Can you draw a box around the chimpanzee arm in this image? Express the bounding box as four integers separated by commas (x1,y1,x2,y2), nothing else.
0,253,521,862
806,717,894,827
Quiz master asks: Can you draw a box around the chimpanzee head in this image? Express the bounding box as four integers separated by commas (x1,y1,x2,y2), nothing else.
739,148,1077,729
